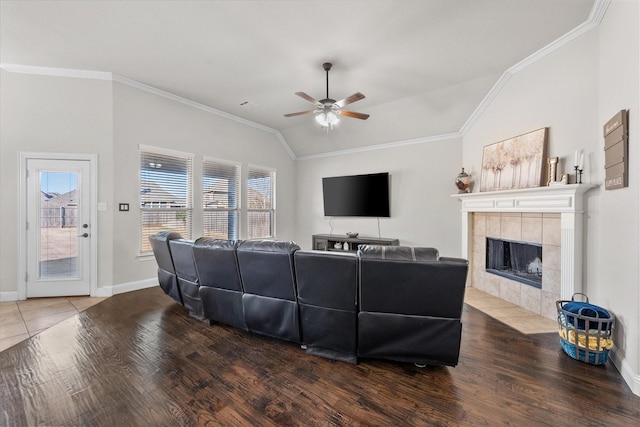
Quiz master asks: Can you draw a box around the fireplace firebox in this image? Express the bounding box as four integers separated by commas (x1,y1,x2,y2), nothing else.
486,238,542,288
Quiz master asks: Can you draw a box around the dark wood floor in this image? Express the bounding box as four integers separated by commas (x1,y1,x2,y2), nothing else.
1,287,638,426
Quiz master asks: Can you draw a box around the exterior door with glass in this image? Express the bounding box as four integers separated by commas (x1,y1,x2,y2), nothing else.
25,158,92,297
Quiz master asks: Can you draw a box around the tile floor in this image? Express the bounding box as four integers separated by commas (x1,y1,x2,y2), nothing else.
464,287,558,334
0,296,108,352
1,288,557,354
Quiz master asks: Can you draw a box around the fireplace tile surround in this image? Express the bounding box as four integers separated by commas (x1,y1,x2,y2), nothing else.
454,184,596,321
472,212,560,319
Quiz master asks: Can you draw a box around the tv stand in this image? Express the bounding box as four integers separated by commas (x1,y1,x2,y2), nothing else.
312,234,399,253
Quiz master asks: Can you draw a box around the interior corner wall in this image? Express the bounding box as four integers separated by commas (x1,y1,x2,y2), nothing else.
294,137,463,257
112,82,297,286
0,70,115,295
596,0,640,395
462,0,640,396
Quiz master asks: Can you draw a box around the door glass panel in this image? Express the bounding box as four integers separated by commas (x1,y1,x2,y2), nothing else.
39,171,79,279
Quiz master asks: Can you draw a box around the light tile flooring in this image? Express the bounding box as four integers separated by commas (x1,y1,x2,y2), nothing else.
464,287,558,334
0,288,557,354
0,296,108,352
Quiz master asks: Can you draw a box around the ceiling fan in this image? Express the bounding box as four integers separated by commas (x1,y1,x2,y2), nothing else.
284,62,369,129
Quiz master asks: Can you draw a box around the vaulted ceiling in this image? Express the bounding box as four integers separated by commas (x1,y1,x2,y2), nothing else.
1,1,595,158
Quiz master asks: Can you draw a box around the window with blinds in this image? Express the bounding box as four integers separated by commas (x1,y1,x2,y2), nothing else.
203,159,240,240
139,149,193,253
247,166,275,239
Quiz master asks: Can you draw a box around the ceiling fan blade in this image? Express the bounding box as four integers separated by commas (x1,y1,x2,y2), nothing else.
295,92,322,106
284,110,316,118
335,92,365,108
337,110,370,120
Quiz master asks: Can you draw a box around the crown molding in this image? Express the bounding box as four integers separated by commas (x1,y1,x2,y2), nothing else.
0,63,297,161
296,132,463,161
459,0,610,136
0,0,610,162
0,63,112,80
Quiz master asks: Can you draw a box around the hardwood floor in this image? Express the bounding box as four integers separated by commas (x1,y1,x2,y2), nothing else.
1,287,638,426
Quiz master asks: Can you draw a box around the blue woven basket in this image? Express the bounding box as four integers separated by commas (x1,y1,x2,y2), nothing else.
559,337,608,365
556,293,614,366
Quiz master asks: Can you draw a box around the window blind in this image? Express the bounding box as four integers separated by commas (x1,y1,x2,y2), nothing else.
139,150,193,252
247,167,275,239
203,159,240,239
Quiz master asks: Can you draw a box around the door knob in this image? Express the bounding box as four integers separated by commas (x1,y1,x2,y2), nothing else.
78,233,89,238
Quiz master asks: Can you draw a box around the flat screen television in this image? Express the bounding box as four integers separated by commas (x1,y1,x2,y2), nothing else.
322,172,390,217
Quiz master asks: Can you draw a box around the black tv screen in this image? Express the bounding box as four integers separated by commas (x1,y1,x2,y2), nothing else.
322,172,390,217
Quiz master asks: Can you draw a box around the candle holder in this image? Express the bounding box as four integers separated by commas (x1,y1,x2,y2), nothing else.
577,168,583,184
574,166,579,184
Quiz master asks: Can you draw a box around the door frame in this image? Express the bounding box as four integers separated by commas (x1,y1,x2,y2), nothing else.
18,152,98,299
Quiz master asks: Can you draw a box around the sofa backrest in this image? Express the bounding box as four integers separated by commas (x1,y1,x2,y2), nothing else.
358,245,468,319
192,238,243,291
148,231,183,273
358,244,439,261
294,250,358,311
237,240,300,301
169,239,199,284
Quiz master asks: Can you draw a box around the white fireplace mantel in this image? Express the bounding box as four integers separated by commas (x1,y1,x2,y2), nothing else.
453,184,597,299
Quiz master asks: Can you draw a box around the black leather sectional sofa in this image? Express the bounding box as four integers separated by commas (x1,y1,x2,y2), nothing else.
149,232,468,367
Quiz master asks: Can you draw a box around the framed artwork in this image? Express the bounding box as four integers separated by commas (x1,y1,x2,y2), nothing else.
480,127,548,192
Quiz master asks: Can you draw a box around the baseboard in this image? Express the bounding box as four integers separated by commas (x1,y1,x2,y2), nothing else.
609,345,640,396
0,291,19,302
95,278,158,298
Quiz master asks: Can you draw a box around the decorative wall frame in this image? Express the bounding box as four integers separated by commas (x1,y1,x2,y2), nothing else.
480,127,548,192
603,109,628,190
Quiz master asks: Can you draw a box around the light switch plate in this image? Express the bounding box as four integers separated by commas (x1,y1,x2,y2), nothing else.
118,203,129,212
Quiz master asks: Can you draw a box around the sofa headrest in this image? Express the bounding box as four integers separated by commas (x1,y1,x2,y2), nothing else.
194,237,241,251
238,239,300,254
149,231,183,243
357,245,439,261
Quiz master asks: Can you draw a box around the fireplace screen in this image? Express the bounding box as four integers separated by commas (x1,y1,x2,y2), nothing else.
486,238,542,288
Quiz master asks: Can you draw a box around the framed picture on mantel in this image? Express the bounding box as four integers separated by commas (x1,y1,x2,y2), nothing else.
480,127,548,192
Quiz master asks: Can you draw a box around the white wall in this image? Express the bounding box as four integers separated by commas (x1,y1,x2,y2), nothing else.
0,70,115,294
462,0,640,395
112,82,297,285
295,137,463,257
596,0,640,395
0,70,297,296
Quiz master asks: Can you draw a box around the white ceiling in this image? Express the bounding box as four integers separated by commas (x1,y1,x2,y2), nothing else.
0,0,595,157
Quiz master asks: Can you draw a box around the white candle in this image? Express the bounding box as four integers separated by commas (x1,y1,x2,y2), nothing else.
574,150,579,167
579,153,584,170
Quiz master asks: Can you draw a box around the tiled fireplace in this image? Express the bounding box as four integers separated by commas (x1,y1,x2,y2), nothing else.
454,185,595,320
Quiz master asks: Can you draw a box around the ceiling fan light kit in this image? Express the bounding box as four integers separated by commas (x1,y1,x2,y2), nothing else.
284,62,369,130
315,111,339,128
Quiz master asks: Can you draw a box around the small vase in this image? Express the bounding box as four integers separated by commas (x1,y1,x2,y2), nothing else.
455,168,472,193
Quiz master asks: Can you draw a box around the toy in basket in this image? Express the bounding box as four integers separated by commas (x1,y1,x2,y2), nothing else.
556,293,614,365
